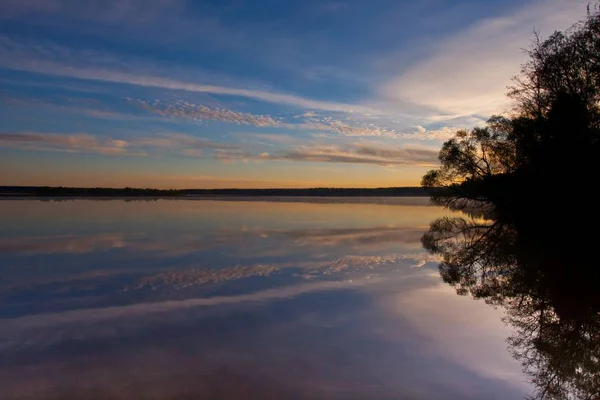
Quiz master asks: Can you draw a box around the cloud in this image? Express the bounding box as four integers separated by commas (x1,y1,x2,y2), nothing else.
398,126,457,140
242,133,299,145
140,99,465,140
0,35,379,115
136,100,283,127
0,36,496,137
0,129,444,168
212,147,255,162
0,279,369,351
5,93,456,141
294,111,318,118
0,95,161,122
0,131,143,156
3,2,571,143
380,0,588,116
299,117,398,137
261,143,439,166
134,99,404,137
0,131,241,158
132,132,238,151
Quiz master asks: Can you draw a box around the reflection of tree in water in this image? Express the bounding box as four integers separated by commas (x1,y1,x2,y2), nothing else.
423,210,599,399
421,7,600,399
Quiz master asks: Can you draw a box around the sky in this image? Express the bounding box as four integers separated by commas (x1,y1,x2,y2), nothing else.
0,0,589,188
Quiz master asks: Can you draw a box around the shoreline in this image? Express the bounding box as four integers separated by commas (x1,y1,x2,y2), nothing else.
0,195,435,205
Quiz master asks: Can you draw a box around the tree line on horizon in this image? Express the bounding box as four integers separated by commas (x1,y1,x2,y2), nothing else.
0,185,439,197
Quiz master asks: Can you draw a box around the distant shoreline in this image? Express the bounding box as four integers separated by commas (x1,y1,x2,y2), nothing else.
0,186,439,198
0,196,436,207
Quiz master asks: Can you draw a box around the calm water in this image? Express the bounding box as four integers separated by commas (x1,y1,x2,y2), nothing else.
0,198,529,399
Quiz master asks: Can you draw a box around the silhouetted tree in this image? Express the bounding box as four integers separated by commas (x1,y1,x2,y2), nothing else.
423,5,600,212
421,116,519,209
509,7,600,124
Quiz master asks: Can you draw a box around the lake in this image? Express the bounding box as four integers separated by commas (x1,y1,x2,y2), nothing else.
0,198,530,399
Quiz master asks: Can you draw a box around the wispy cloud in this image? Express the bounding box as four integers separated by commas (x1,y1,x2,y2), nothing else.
1,94,159,122
294,111,318,118
399,126,457,140
132,132,238,152
272,226,426,247
241,133,299,145
0,131,238,158
0,130,443,168
136,99,283,127
134,99,457,140
259,143,439,166
0,132,142,156
0,35,379,115
0,36,491,139
135,99,400,136
300,117,398,137
380,0,587,116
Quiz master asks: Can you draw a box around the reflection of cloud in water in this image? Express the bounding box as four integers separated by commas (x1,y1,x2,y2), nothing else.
0,280,368,351
0,233,127,254
0,274,527,400
2,255,439,351
0,232,224,256
302,253,440,275
124,263,281,291
271,226,425,247
124,253,441,291
381,283,527,390
0,224,440,303
0,225,426,257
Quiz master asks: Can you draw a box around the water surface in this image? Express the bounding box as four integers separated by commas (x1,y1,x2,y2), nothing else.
0,198,529,399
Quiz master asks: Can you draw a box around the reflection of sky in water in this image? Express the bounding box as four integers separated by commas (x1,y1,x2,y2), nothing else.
0,198,530,399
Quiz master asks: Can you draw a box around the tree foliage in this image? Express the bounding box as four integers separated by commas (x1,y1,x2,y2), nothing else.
509,7,600,123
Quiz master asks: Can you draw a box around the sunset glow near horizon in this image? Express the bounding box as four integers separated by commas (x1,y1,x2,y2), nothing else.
0,0,587,188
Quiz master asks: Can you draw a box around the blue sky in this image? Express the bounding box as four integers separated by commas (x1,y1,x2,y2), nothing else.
0,0,587,188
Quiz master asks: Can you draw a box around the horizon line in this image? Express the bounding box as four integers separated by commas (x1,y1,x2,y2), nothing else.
1,185,429,191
